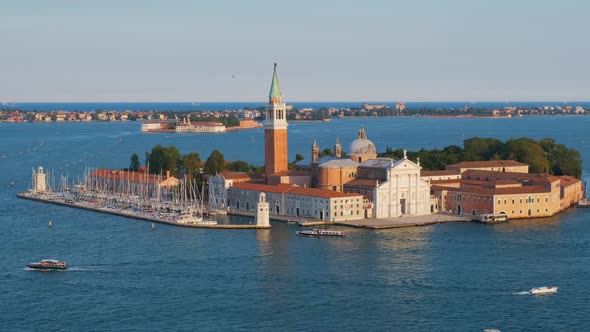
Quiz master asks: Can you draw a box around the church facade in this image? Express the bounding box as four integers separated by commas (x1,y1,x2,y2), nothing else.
304,128,432,219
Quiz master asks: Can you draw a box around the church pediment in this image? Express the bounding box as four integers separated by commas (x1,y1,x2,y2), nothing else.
392,159,422,171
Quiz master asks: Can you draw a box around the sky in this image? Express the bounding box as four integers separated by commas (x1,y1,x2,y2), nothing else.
1,0,589,102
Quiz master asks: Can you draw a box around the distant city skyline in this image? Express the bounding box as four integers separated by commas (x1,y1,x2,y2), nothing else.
1,0,589,102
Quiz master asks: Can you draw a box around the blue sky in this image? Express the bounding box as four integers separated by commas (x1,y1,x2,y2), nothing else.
1,0,588,102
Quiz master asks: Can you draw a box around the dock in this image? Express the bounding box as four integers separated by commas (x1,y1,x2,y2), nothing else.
17,192,270,229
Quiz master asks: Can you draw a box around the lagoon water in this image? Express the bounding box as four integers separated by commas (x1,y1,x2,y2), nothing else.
1,116,590,331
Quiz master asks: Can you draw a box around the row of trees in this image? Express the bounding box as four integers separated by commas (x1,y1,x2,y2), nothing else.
378,137,582,178
129,145,267,179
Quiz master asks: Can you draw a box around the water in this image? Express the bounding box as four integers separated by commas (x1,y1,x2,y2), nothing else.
1,116,589,331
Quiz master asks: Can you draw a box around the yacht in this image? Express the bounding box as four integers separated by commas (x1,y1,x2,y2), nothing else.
26,259,67,270
530,286,558,295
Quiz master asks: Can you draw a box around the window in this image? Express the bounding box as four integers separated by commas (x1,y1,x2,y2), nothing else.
512,199,514,204
498,199,501,205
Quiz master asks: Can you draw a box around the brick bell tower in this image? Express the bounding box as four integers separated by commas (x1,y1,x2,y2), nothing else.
264,63,288,175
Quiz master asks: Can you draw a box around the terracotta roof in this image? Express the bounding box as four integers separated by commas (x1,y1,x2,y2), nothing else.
90,169,178,185
221,171,251,180
446,160,528,169
232,182,293,194
446,184,549,196
461,170,560,184
268,170,310,176
559,175,580,187
287,186,361,199
231,182,361,199
420,170,460,177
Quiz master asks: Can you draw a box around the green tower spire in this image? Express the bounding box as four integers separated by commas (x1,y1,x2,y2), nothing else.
269,62,282,99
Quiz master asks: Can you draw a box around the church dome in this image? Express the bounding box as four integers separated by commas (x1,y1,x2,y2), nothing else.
349,127,376,156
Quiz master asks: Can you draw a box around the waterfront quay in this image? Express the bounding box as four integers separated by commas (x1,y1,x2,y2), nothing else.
336,214,473,229
227,207,471,229
17,192,270,229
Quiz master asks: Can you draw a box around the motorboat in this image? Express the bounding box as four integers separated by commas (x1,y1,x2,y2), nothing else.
530,286,558,295
296,229,346,237
26,259,67,270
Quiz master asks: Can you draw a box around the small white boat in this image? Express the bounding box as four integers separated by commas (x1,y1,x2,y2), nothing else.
296,229,346,237
530,286,558,295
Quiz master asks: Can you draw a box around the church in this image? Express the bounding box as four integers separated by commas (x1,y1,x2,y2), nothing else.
209,63,432,220
297,127,432,218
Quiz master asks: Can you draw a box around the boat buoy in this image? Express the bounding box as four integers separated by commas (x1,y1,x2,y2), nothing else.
48,221,53,227
152,223,156,230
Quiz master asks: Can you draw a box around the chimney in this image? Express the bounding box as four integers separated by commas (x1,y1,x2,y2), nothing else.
166,170,170,179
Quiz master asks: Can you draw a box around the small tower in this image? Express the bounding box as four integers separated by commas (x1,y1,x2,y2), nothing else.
255,192,270,228
35,166,47,192
312,138,319,163
334,138,342,158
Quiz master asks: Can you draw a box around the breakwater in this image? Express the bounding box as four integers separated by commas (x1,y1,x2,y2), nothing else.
17,192,270,229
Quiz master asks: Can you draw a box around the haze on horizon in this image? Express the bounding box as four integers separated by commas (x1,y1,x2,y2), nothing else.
1,0,589,103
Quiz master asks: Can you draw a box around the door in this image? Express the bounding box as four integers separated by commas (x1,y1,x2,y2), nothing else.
400,199,406,214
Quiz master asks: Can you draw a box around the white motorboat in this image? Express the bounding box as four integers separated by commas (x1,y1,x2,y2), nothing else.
530,286,558,295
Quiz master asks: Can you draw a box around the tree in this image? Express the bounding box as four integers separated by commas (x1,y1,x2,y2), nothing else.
130,153,140,172
319,148,333,158
505,138,551,174
227,160,249,172
294,153,305,162
181,152,201,177
204,150,225,175
145,145,181,176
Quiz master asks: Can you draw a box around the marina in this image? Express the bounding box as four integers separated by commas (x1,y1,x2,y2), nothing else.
17,167,270,229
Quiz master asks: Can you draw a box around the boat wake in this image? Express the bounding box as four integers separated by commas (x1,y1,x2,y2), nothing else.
512,291,531,295
24,267,66,272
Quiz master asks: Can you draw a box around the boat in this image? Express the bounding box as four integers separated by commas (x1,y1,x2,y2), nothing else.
577,198,590,208
296,229,346,237
530,286,558,295
26,259,67,270
476,213,508,224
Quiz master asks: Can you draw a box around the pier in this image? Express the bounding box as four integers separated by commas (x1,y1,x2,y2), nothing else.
17,192,270,229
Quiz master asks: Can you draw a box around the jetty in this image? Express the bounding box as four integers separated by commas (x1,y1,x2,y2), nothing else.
17,166,270,229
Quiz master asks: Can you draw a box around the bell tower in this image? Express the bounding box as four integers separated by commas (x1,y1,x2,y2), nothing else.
264,63,289,175
334,138,342,158
312,138,319,163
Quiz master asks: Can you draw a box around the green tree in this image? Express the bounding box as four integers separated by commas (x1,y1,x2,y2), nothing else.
130,153,140,172
505,138,550,174
204,150,225,175
145,145,182,176
319,148,333,158
227,160,249,172
294,153,305,163
181,152,202,177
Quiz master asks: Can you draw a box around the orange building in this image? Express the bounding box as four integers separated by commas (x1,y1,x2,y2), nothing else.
431,169,583,219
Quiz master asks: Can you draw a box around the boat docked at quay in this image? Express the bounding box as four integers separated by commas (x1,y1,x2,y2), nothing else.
296,229,346,237
530,286,558,295
476,213,508,224
26,259,67,271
